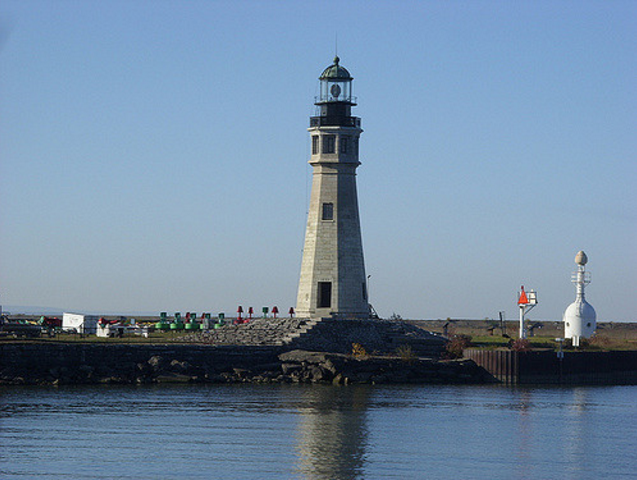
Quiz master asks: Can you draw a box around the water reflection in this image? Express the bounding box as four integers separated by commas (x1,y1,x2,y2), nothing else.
564,387,590,478
1,385,634,479
294,386,370,480
514,389,533,480
511,387,596,480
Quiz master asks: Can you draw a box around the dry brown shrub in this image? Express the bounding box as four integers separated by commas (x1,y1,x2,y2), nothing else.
396,344,417,364
444,334,473,359
510,338,531,352
351,342,368,359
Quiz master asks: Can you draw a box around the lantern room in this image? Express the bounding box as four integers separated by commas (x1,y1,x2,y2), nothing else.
316,56,356,105
311,57,360,128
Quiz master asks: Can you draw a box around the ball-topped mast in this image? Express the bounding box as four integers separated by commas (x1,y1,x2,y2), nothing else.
563,250,596,346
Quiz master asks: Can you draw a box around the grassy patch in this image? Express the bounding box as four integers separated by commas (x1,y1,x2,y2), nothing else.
469,334,637,351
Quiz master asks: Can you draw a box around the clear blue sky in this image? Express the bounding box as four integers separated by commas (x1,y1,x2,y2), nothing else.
1,1,635,321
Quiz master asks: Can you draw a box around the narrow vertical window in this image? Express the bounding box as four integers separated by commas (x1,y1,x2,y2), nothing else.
354,137,359,156
322,202,334,221
312,136,319,155
323,135,335,154
317,282,332,308
362,282,367,301
340,136,349,154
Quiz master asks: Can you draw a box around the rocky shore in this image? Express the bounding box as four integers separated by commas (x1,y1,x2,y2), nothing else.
0,343,489,386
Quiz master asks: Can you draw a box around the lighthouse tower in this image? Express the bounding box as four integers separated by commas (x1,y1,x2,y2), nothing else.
563,251,597,347
296,57,369,319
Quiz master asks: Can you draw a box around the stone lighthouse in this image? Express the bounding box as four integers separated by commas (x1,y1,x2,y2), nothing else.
296,57,369,319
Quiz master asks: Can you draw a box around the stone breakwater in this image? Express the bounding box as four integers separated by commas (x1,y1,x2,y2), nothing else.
177,318,447,358
0,344,488,386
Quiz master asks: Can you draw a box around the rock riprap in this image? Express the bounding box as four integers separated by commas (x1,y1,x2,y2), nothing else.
0,344,488,385
178,318,447,357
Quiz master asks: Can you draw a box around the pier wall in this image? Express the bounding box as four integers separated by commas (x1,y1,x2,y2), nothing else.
464,349,637,385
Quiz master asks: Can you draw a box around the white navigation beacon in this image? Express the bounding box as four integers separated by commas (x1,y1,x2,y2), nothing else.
517,285,538,339
563,250,596,347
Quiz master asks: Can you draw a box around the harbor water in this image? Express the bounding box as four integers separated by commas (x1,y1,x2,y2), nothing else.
1,384,635,479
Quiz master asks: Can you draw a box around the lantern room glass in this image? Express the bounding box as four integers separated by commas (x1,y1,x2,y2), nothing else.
320,79,352,103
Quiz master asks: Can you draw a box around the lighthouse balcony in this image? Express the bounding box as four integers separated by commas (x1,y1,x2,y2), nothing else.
315,95,357,105
310,116,361,128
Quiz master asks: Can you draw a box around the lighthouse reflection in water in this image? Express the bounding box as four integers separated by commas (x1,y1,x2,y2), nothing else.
294,386,369,479
0,384,635,480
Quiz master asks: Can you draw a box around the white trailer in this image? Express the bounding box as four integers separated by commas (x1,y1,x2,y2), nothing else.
62,313,99,334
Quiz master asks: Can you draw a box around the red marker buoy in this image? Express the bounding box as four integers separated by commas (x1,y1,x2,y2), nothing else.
272,306,279,319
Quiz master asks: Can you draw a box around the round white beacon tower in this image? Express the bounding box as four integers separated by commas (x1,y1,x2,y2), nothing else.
563,251,596,347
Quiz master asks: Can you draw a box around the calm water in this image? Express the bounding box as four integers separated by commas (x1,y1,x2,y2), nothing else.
0,384,635,479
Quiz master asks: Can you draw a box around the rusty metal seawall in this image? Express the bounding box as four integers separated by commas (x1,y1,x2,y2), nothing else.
464,349,637,385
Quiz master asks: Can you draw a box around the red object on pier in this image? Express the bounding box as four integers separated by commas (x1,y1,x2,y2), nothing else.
518,286,529,305
98,317,117,325
248,307,254,319
288,307,295,318
272,306,279,318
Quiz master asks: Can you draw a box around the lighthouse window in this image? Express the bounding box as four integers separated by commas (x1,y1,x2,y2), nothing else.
322,202,334,221
340,137,349,154
354,138,359,155
317,282,332,308
312,136,319,155
323,135,336,154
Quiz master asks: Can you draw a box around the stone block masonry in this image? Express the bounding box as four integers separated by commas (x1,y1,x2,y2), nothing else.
296,57,368,319
178,317,447,357
177,317,311,346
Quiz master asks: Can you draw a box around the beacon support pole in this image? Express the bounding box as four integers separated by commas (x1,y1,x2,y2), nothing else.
517,286,538,339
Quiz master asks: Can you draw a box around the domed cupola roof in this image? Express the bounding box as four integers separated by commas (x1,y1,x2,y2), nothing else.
320,56,353,80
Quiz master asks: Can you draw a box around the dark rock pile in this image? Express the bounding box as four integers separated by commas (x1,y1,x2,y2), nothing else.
291,319,447,357
0,343,279,386
0,344,488,385
274,350,488,385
